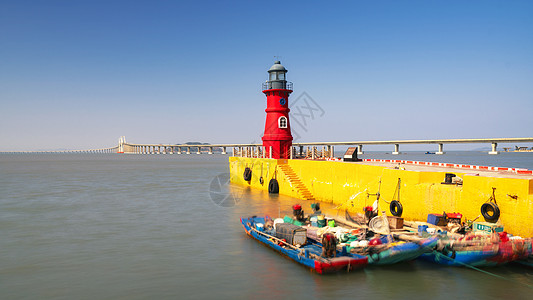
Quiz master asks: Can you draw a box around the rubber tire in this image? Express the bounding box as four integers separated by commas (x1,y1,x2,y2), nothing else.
390,200,403,217
243,167,252,181
268,178,279,194
481,202,500,222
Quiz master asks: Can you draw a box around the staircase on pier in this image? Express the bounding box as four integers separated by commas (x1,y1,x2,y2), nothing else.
278,164,316,201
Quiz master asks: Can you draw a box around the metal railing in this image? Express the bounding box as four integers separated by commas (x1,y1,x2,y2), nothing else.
262,81,293,91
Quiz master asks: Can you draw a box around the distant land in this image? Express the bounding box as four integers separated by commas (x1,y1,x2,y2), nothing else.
182,142,211,145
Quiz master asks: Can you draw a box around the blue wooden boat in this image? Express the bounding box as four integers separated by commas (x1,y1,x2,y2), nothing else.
241,216,368,274
419,248,498,266
362,237,439,265
481,238,532,267
419,236,532,267
305,215,439,265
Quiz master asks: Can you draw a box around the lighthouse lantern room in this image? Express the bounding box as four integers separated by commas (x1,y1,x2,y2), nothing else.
262,61,293,159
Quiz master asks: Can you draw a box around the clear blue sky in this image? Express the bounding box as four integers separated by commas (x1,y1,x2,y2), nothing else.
1,0,532,151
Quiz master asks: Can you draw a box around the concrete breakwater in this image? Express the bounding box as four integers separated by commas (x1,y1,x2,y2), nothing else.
229,157,533,237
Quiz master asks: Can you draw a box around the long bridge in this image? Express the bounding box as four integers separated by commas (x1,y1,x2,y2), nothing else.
120,137,533,157
3,136,533,156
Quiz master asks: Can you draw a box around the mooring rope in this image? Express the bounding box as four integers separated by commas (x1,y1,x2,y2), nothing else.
433,250,533,290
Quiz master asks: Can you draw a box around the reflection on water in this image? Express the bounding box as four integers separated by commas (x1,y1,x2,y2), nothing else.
0,153,532,300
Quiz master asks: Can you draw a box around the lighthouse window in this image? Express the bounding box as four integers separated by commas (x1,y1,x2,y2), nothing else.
270,73,276,81
278,73,285,80
278,116,287,128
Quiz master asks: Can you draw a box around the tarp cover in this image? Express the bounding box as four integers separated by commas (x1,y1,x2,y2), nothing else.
275,223,307,245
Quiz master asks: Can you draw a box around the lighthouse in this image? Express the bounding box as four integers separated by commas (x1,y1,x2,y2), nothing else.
262,61,293,159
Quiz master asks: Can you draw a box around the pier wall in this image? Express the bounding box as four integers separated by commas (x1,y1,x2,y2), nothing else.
229,157,533,237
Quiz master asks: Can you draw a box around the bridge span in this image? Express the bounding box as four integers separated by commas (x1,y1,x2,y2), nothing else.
119,137,533,157
0,147,118,154
3,137,533,156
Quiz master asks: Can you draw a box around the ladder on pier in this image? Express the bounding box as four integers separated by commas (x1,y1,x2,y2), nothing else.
278,164,316,201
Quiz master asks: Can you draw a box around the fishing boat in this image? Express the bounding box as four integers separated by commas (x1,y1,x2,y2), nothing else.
419,245,499,266
304,220,438,265
240,216,368,274
359,236,438,265
419,233,532,267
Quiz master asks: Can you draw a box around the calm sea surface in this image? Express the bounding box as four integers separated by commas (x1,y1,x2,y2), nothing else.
1,152,532,299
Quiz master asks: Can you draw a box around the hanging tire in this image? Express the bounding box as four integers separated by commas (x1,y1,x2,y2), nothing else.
268,179,279,194
243,167,252,181
481,202,500,222
390,200,403,217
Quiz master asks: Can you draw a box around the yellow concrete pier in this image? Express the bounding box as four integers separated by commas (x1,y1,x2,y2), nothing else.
229,157,533,237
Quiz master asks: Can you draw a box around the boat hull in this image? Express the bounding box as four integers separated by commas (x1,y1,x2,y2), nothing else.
419,238,532,267
241,216,367,274
366,237,438,265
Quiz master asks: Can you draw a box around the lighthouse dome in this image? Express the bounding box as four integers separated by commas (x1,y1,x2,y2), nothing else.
268,61,287,72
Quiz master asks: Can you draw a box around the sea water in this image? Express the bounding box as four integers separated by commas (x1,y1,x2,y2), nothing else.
1,152,532,299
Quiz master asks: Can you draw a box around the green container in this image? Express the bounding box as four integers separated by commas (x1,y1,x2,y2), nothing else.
293,220,303,226
328,219,335,227
317,219,326,228
283,215,294,224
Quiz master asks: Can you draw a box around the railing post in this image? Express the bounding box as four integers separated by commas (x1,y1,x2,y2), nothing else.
269,146,272,159
358,144,364,155
290,147,293,159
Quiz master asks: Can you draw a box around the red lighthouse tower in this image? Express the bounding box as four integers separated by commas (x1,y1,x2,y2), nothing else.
262,61,293,159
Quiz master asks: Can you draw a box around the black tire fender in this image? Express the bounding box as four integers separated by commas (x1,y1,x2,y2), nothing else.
243,167,252,181
390,200,403,217
268,178,279,194
481,202,500,222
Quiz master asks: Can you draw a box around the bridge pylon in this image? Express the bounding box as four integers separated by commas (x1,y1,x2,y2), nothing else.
118,136,126,153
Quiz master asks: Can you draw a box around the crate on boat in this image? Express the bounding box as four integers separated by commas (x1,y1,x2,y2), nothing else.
275,223,307,246
473,221,504,234
427,214,447,226
387,216,404,229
